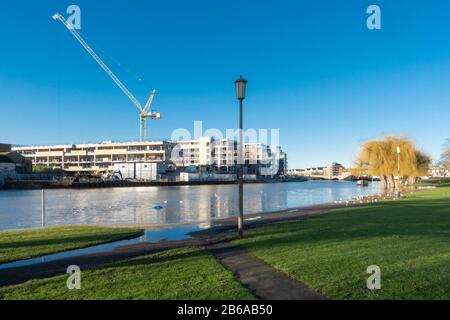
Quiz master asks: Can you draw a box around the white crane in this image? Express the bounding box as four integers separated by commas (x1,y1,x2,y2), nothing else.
52,13,161,142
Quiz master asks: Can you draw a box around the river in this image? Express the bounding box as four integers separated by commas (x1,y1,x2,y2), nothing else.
0,181,381,231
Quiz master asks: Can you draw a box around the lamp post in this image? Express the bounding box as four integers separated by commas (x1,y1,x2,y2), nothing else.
396,146,401,194
235,75,247,238
41,189,45,227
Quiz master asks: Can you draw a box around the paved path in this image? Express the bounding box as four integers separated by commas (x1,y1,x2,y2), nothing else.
206,241,326,300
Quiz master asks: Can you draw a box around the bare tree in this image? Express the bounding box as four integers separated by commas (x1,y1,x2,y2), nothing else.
440,139,450,167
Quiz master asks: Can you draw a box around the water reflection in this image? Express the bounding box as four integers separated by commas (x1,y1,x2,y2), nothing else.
0,225,203,270
0,181,380,231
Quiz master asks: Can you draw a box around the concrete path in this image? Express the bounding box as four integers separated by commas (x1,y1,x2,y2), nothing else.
206,241,326,300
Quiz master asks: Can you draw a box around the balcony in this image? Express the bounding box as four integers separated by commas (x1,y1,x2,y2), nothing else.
64,150,86,156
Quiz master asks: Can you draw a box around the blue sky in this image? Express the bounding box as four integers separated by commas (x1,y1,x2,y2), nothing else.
0,0,449,168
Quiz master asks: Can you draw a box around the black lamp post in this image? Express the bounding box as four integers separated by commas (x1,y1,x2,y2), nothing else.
396,146,401,197
235,75,247,238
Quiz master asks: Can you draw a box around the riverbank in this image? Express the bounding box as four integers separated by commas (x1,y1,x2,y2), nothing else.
1,176,308,190
2,185,448,299
0,193,385,268
0,189,404,288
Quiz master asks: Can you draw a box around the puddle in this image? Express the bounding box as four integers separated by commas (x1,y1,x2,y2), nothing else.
245,216,262,221
0,225,202,271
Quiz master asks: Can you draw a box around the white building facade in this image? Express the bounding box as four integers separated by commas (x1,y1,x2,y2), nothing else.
428,165,449,178
13,141,174,174
172,137,287,177
13,138,287,178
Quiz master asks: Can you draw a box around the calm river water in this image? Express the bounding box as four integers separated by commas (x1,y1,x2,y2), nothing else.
0,181,381,231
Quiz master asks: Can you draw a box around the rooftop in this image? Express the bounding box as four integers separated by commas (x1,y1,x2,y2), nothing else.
12,140,173,150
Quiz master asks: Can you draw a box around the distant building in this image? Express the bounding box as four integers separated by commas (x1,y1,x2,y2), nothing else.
172,137,287,177
428,165,449,178
324,162,345,178
13,138,287,178
113,162,158,180
172,137,236,172
273,146,288,177
13,141,174,174
288,167,325,177
214,139,237,172
0,144,32,175
244,143,272,176
288,162,345,179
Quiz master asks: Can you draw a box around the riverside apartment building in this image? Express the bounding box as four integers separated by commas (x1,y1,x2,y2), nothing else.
172,137,287,177
13,141,174,174
13,138,287,177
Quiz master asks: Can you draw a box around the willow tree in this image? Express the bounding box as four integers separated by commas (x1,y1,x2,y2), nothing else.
354,136,431,189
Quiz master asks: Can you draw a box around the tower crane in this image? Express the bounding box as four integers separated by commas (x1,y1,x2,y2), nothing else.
52,13,161,142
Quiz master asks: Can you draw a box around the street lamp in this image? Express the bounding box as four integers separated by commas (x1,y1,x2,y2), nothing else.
235,75,247,238
396,146,401,193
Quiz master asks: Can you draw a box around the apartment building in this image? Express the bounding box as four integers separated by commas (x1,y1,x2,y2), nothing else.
428,165,449,178
288,162,345,178
13,141,174,173
171,137,217,168
323,162,345,178
13,138,287,177
288,167,325,177
272,145,288,177
173,138,286,177
245,143,287,176
214,139,237,172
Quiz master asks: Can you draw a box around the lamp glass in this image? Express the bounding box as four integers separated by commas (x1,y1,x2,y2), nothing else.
235,76,248,100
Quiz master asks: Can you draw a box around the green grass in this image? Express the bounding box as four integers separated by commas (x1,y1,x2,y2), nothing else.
0,226,143,263
0,247,254,300
235,187,450,299
416,178,450,187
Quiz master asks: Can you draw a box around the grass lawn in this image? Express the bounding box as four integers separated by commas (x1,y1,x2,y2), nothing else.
235,187,450,299
0,226,143,263
416,178,450,188
0,247,254,300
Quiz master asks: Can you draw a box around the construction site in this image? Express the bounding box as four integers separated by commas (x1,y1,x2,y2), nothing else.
0,12,288,189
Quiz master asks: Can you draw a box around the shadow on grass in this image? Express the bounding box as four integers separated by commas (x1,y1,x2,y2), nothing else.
0,232,141,250
96,247,209,270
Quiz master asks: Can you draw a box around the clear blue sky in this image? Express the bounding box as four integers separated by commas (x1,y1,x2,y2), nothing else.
0,0,449,168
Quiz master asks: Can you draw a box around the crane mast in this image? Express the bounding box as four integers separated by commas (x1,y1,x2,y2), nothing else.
52,13,160,141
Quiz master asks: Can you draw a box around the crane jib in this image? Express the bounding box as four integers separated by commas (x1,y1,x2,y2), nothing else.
53,13,160,142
